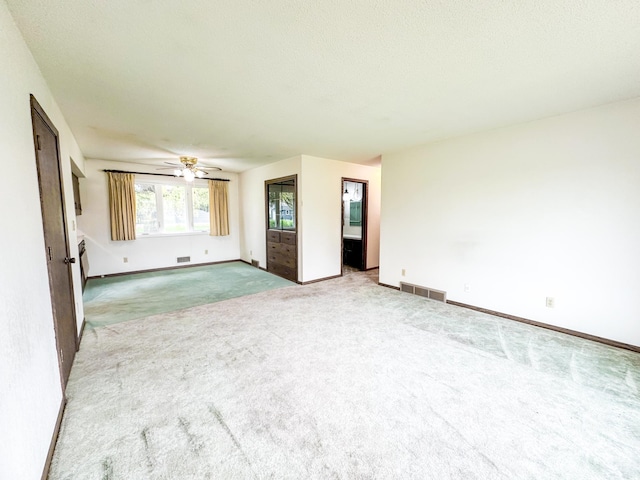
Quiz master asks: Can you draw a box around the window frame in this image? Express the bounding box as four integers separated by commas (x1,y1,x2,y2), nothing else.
134,174,210,237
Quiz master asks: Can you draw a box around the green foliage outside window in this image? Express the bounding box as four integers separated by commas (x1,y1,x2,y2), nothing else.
192,186,210,231
134,181,210,235
135,184,159,234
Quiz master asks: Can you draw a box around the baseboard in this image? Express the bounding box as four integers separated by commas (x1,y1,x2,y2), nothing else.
41,396,66,480
378,282,400,290
365,266,379,271
301,274,342,285
87,259,242,280
76,317,86,351
447,300,640,354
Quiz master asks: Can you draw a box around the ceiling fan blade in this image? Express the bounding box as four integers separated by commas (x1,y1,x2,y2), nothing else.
163,161,181,166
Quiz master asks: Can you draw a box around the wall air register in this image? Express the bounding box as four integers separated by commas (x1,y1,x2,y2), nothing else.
177,256,191,263
400,282,447,303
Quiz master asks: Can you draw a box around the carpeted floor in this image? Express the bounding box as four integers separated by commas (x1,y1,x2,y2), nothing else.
51,270,640,479
83,261,295,328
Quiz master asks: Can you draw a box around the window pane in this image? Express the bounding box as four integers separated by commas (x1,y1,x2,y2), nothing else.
268,187,281,229
162,185,187,233
281,188,295,230
267,180,295,231
135,184,159,234
192,186,210,231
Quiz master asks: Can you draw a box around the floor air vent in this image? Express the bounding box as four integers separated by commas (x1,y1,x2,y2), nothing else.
400,282,447,303
177,256,191,263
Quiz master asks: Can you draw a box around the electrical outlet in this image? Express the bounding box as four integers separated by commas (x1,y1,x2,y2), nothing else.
464,283,470,293
123,257,128,263
401,268,406,276
204,249,208,255
546,297,555,308
250,250,252,256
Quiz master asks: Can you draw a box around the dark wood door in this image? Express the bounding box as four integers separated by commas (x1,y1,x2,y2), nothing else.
31,96,77,391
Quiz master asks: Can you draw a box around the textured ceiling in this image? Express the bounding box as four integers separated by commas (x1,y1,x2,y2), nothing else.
6,0,640,172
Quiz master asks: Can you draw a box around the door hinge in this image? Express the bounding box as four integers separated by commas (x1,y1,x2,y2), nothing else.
36,135,42,150
48,246,52,261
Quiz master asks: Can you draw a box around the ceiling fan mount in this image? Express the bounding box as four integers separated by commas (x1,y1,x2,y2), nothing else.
179,156,199,167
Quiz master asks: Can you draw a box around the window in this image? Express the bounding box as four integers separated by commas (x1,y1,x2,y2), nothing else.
134,177,210,235
267,179,296,230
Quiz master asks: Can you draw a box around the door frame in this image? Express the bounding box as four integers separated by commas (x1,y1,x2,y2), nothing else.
30,94,78,391
341,178,368,274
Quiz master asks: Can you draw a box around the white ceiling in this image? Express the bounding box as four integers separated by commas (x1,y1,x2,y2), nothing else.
6,0,640,172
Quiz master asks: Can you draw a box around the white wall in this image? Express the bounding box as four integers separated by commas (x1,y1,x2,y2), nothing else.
0,1,86,477
77,159,240,276
239,155,302,272
238,155,381,283
380,98,640,347
300,155,381,282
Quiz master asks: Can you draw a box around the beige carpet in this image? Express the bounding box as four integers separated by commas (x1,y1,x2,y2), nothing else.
50,270,640,479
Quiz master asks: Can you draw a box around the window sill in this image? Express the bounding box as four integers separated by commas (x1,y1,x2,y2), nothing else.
137,231,210,238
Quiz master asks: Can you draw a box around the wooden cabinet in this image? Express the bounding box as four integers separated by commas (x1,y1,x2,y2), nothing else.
267,230,297,281
266,175,297,282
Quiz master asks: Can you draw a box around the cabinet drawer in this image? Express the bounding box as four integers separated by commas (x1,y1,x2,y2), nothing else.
268,252,296,269
268,242,284,254
269,262,296,281
268,242,296,255
281,231,296,245
267,230,281,242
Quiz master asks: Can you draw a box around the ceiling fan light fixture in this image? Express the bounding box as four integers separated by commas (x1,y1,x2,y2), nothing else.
182,168,195,182
161,156,220,181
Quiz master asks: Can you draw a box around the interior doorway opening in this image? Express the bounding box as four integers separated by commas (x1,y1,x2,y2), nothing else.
341,178,368,274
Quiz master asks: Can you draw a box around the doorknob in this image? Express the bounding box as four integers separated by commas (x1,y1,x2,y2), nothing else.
64,257,76,264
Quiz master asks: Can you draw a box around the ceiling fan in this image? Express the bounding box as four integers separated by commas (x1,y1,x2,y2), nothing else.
158,156,221,182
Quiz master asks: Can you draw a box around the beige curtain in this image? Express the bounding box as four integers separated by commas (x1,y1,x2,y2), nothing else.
107,172,136,241
209,179,230,236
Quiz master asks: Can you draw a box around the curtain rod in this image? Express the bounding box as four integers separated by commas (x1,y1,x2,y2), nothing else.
102,169,230,181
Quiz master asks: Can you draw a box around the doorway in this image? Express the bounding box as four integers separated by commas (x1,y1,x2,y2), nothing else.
30,95,78,391
341,178,368,273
